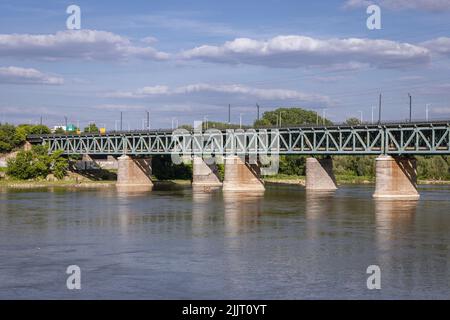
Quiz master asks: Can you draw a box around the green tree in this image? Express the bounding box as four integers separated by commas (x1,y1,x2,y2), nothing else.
0,123,17,152
84,123,99,133
344,118,361,126
54,127,66,134
254,107,332,127
28,125,51,135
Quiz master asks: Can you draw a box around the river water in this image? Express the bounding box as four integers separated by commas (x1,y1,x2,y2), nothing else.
0,183,449,299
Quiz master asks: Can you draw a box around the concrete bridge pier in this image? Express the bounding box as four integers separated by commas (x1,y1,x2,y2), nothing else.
223,155,265,192
192,156,222,188
116,155,153,188
305,157,337,191
373,155,419,200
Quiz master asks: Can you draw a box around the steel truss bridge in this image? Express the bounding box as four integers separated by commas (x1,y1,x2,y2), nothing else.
28,121,450,156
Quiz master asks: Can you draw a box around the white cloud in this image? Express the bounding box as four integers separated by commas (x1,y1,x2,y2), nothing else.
93,104,146,111
141,36,158,45
0,30,169,61
344,0,450,11
104,83,331,105
0,66,64,85
422,37,450,55
431,107,450,114
180,35,430,69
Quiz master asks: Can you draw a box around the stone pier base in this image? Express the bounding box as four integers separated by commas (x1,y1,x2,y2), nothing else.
223,156,265,192
373,155,419,200
116,155,153,188
305,157,337,191
192,156,222,187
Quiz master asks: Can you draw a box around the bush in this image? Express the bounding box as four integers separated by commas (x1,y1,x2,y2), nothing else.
6,145,68,180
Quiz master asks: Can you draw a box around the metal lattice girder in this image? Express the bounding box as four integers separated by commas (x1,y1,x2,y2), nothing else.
35,122,450,156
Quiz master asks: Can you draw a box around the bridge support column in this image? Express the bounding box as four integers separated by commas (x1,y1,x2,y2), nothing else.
373,155,419,200
117,155,153,187
192,156,222,188
223,156,265,192
305,157,337,191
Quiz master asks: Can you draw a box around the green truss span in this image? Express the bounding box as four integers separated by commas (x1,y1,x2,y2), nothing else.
28,122,450,156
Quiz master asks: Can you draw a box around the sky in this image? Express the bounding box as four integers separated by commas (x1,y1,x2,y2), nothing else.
0,0,449,129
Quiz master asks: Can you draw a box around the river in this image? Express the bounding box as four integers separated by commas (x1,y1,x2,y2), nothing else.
0,184,449,299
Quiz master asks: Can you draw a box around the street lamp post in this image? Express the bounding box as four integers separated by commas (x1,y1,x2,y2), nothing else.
204,116,208,130
358,111,363,124
408,93,412,122
371,106,375,124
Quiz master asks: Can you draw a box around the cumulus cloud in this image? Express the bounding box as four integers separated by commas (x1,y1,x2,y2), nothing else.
0,30,169,61
104,83,331,105
422,37,450,55
344,0,450,11
179,35,430,69
0,66,64,85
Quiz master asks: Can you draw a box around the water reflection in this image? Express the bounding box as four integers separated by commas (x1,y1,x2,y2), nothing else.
116,185,153,195
305,191,336,220
375,200,418,241
192,191,217,237
223,191,264,237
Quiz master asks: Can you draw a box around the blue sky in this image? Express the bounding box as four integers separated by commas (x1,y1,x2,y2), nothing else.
0,0,450,129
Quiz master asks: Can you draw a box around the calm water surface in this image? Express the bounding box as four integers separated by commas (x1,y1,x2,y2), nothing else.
0,183,449,299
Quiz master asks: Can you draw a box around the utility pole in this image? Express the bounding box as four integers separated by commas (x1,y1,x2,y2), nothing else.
146,111,150,129
203,115,208,130
408,93,412,122
358,111,363,123
256,103,260,121
378,94,382,124
239,113,243,129
228,104,231,125
120,112,123,131
371,106,375,124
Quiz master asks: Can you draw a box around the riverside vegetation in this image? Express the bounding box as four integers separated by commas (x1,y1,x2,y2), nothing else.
1,108,450,185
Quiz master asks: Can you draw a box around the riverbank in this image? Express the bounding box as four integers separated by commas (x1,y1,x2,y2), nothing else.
1,176,449,189
263,174,450,186
0,178,192,189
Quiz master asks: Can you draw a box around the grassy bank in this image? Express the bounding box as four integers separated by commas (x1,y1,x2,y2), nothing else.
0,179,116,189
263,174,450,185
263,174,374,185
0,177,192,189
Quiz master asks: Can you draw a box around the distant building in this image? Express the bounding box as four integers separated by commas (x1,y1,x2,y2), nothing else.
52,125,66,133
66,124,77,132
